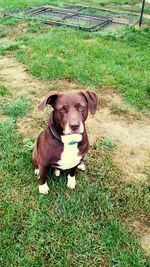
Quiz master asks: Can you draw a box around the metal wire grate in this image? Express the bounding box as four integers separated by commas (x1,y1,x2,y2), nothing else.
4,4,140,31
24,6,112,31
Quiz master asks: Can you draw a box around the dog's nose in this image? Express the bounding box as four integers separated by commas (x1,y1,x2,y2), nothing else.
70,124,80,131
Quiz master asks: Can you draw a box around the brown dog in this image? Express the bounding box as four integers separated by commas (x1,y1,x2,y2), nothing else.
32,91,98,193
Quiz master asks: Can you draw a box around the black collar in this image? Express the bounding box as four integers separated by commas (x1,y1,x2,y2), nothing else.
49,113,62,143
49,124,62,143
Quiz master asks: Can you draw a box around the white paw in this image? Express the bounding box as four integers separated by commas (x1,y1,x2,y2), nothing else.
54,169,60,177
39,182,49,194
67,175,76,189
78,162,86,171
35,168,40,176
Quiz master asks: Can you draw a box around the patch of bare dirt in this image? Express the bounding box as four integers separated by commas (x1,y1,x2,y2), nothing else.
87,104,150,182
1,22,28,40
83,39,98,45
130,219,150,257
113,17,130,24
0,56,80,98
86,89,150,182
0,114,7,120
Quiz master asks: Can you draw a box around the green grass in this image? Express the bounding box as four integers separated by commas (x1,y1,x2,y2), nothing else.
0,118,149,266
2,95,31,117
95,137,117,150
0,84,10,96
0,16,19,26
15,25,150,110
0,1,150,110
1,0,149,14
0,39,19,55
0,0,145,10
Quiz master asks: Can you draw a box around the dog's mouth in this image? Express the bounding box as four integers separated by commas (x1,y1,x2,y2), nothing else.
63,122,84,136
61,133,82,145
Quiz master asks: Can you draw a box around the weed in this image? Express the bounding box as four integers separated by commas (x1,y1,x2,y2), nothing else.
26,25,38,33
0,84,10,96
96,137,117,150
16,48,27,64
2,95,31,117
16,35,30,42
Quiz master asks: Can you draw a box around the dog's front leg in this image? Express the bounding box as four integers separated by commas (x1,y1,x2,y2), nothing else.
67,166,77,189
38,165,49,194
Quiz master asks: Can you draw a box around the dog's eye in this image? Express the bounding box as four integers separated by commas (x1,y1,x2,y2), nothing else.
75,103,86,112
78,106,86,113
59,106,68,113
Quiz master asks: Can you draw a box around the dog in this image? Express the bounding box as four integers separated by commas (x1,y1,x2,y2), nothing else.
32,90,98,194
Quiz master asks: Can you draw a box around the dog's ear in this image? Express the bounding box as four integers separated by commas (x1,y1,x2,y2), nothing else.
38,91,60,111
80,91,98,115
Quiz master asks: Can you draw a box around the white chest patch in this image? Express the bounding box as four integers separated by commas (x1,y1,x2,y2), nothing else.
57,134,82,170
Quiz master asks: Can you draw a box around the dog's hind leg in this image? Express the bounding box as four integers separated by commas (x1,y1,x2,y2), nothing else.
35,168,40,176
32,147,40,176
54,169,60,177
78,161,86,171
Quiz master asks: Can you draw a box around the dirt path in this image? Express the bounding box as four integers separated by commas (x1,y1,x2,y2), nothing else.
0,55,150,255
87,102,150,183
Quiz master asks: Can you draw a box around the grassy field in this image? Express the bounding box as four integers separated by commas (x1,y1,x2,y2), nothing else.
0,115,149,266
0,0,150,266
0,1,150,110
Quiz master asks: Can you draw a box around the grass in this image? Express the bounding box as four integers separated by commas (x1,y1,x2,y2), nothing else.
0,2,150,110
0,117,149,266
0,0,150,14
0,1,146,10
0,84,10,96
0,39,19,55
0,0,150,266
1,95,31,117
95,137,117,150
0,16,19,26
14,25,150,110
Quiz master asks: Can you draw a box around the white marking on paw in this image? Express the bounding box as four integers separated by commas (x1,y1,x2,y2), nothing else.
35,168,39,176
78,162,86,171
39,182,49,194
67,175,76,189
54,169,60,177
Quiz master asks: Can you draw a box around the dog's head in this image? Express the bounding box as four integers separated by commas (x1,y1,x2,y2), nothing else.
38,91,98,136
